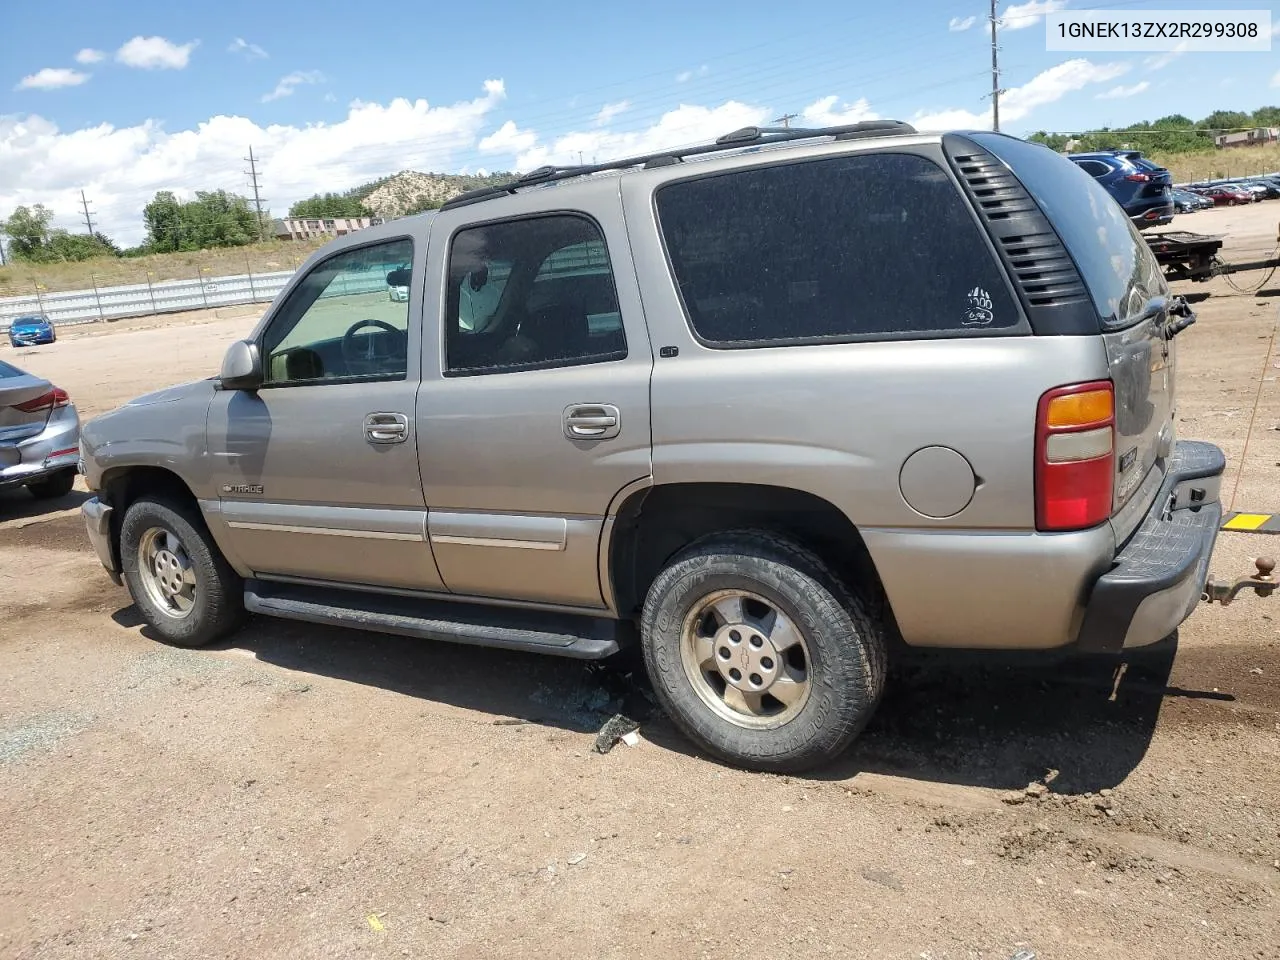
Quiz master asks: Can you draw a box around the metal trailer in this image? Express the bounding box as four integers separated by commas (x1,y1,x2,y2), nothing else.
1145,225,1280,284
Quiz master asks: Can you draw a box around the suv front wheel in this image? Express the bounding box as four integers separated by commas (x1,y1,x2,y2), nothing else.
120,495,244,648
641,530,887,772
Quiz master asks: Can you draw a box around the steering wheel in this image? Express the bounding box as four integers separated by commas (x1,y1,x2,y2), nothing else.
341,318,406,375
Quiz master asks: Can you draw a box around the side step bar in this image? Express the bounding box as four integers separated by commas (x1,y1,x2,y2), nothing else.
244,580,623,659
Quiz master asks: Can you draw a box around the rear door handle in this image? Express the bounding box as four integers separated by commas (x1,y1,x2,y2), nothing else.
564,404,620,440
365,412,409,444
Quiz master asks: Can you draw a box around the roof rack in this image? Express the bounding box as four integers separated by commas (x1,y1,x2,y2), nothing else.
440,119,918,210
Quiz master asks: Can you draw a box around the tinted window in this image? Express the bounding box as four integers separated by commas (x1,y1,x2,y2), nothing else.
262,237,413,385
0,359,22,379
1073,159,1110,178
974,134,1166,330
445,215,627,375
655,153,1019,347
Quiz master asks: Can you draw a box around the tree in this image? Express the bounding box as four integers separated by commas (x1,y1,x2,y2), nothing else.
0,204,54,260
288,192,372,219
1201,110,1250,135
143,189,260,253
44,231,120,262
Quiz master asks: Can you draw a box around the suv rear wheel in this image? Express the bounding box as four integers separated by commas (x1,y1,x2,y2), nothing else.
640,530,887,772
120,495,244,648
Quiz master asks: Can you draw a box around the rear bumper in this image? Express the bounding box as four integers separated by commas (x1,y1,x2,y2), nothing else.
1075,440,1225,653
0,407,80,489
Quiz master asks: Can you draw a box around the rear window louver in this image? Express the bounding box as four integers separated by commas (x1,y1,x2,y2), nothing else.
944,137,1093,334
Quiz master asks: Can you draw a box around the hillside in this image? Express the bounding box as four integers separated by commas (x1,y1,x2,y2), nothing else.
356,171,514,218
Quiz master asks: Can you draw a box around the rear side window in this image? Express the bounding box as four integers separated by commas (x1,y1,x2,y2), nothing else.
0,360,21,379
655,152,1020,347
972,133,1167,329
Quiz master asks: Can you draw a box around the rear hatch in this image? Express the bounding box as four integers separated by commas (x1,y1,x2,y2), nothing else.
0,360,55,455
960,134,1176,537
1118,153,1173,199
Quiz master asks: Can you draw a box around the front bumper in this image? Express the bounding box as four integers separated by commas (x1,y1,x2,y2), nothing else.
1076,440,1225,653
81,496,121,584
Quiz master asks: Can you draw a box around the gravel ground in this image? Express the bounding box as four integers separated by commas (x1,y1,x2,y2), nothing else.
2,203,1278,960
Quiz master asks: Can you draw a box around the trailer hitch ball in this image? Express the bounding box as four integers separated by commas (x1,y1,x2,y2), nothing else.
1203,556,1278,606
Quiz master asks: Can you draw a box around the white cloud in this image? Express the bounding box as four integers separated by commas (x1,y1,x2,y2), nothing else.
1000,0,1066,31
675,65,710,83
75,48,105,64
1144,40,1188,71
949,15,978,31
913,57,1128,129
228,37,268,60
801,95,880,126
479,120,537,154
116,36,198,70
1272,69,1280,88
16,68,90,91
262,70,325,102
510,100,770,172
594,100,630,126
0,80,507,246
1096,81,1149,100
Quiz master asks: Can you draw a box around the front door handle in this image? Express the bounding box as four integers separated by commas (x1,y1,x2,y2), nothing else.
564,404,620,440
365,412,409,444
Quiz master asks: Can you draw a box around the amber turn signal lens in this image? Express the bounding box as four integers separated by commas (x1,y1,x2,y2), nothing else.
1045,389,1113,429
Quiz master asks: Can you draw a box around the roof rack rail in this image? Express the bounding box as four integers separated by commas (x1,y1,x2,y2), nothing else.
440,119,917,210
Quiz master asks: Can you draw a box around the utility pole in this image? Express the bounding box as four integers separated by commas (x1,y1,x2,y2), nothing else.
773,113,798,129
244,145,268,240
989,0,1002,132
80,190,96,237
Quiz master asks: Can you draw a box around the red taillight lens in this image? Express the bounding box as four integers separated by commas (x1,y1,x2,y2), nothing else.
1036,381,1115,532
1124,173,1151,182
12,387,69,413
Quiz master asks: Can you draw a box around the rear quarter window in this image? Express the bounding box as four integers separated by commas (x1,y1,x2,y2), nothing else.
972,134,1167,330
655,152,1021,347
0,360,22,379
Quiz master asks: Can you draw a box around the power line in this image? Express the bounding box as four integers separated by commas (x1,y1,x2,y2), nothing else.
244,146,269,240
80,189,96,236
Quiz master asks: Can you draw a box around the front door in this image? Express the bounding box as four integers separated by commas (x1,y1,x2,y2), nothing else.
417,199,653,608
206,232,445,592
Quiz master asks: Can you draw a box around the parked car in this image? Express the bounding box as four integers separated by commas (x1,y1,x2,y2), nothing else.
387,264,410,302
1191,184,1255,206
7,315,57,347
0,358,80,499
1171,188,1213,213
79,123,1222,772
1233,181,1271,201
1067,151,1174,229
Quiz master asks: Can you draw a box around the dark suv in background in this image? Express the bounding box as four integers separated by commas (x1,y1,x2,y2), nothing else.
1068,150,1174,229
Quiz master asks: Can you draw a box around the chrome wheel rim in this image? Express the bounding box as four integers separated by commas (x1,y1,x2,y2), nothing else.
679,589,812,729
137,526,196,620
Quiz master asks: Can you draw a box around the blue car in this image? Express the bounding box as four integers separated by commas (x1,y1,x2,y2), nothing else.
7,315,57,348
1067,150,1175,230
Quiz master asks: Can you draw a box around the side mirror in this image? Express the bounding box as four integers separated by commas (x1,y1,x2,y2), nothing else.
219,340,263,391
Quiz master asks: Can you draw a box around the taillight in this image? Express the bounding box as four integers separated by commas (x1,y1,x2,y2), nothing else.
1036,381,1114,532
1124,173,1152,182
12,387,69,413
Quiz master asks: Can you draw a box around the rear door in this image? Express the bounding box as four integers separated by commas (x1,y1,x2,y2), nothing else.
977,135,1175,534
416,184,653,609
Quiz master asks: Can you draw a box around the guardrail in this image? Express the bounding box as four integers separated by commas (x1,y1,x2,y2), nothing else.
0,270,297,333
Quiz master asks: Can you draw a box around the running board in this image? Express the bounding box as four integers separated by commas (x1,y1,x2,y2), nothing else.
244,580,623,659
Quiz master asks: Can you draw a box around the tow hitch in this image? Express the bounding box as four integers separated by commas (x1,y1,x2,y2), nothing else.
1203,557,1278,606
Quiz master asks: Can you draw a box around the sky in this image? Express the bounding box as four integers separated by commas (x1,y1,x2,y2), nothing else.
1,0,1277,246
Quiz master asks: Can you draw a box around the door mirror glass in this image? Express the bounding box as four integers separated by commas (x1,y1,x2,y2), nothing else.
219,339,263,390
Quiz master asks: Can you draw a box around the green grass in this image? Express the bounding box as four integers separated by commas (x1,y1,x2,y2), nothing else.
0,238,330,297
1147,144,1280,183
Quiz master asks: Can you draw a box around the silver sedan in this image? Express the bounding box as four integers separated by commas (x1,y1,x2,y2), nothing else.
0,357,81,500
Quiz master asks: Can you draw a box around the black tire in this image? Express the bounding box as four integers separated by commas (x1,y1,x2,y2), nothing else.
640,530,888,773
120,495,244,648
26,468,76,500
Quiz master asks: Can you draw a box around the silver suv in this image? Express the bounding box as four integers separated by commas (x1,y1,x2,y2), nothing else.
80,122,1224,772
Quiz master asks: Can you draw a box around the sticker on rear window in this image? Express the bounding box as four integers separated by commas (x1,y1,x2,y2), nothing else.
963,287,995,326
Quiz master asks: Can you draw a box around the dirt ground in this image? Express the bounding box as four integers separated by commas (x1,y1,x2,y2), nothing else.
2,203,1279,960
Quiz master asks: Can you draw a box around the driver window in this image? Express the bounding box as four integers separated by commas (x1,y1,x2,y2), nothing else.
262,237,413,386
